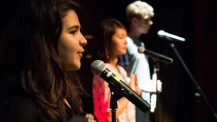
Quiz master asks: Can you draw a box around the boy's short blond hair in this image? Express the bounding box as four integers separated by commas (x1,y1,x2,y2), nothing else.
126,0,154,22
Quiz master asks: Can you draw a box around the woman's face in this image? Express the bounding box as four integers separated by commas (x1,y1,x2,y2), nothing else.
111,27,127,57
58,10,87,71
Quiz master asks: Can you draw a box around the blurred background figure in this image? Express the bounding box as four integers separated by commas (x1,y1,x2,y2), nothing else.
92,18,141,122
119,1,162,122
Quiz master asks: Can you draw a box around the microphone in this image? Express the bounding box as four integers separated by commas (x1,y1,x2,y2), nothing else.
91,60,151,113
138,46,173,64
157,30,185,42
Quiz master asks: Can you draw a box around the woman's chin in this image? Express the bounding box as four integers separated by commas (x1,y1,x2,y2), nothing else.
66,64,81,71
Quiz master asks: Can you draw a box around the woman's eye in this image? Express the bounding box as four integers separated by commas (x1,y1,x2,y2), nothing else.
119,36,125,40
70,30,77,34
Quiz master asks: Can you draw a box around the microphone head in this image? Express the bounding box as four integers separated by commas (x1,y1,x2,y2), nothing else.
157,30,165,37
138,46,145,53
90,60,106,75
157,30,185,42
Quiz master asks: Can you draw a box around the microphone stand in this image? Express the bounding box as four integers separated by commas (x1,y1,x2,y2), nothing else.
169,43,217,121
110,92,117,122
109,86,122,122
151,60,160,122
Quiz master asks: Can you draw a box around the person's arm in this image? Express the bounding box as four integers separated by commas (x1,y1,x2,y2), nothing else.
140,79,162,93
131,74,142,95
115,74,137,120
115,97,129,117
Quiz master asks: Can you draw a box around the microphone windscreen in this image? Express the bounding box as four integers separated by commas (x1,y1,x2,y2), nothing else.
138,46,145,53
90,60,106,75
157,30,165,36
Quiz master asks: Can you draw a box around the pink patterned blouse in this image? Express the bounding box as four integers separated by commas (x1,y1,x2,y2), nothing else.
92,63,135,122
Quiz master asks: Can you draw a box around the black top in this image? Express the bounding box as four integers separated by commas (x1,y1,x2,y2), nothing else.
0,89,87,122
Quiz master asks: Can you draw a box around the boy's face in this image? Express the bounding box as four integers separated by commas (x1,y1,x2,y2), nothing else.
133,17,153,34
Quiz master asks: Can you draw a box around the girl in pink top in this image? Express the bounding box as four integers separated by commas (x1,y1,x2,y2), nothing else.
92,18,141,122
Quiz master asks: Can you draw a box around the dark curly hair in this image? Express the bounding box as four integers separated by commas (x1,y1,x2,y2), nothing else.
0,0,85,121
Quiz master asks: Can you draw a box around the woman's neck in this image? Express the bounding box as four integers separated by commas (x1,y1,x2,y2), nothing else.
108,58,118,67
108,58,121,73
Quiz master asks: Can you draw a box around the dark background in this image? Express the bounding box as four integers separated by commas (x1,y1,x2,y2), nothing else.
1,0,217,122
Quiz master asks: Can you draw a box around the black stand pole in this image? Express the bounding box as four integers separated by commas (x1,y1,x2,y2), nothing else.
109,86,122,122
170,43,217,121
110,92,118,122
150,61,160,122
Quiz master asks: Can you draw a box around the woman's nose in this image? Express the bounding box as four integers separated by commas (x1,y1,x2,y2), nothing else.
80,34,87,46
